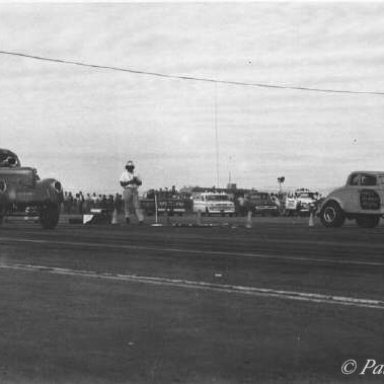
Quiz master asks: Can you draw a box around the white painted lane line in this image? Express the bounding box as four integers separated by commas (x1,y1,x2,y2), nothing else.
1,263,383,310
0,236,383,268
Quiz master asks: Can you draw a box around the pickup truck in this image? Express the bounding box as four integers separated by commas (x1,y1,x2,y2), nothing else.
192,192,235,216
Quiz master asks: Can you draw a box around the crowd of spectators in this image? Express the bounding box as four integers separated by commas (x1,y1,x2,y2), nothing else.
144,186,191,200
62,191,124,215
62,187,314,216
62,187,192,216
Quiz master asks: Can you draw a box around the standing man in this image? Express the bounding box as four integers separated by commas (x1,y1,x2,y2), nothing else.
120,160,144,224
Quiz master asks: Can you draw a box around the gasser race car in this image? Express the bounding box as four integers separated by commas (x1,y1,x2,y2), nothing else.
0,149,64,229
319,171,384,228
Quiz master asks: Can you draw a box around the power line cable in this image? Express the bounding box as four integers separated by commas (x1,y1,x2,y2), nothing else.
0,50,384,96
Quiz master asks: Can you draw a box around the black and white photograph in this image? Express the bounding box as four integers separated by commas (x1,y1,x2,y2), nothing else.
0,1,383,383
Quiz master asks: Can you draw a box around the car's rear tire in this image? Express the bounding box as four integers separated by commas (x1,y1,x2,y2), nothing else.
320,201,345,228
0,205,5,226
39,203,60,229
355,215,380,228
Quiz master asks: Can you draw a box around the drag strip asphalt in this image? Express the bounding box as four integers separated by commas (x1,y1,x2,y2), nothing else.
0,234,383,267
1,263,384,310
1,220,384,304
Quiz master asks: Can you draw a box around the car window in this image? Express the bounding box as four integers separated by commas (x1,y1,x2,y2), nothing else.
378,175,384,185
361,174,377,186
349,174,360,186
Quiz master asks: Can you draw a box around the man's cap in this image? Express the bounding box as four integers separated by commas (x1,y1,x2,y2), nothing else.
126,160,135,167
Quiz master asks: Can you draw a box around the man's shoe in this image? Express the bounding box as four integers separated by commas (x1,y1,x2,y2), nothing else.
125,218,130,224
138,221,144,225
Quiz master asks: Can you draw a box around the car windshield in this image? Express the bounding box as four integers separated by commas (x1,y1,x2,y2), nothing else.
206,195,229,201
299,193,314,198
0,150,20,167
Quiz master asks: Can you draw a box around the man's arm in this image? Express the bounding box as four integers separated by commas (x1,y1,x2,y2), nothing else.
120,178,138,187
120,180,130,187
132,176,142,186
120,173,133,188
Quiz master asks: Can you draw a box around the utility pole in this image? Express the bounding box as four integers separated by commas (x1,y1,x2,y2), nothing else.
214,83,220,188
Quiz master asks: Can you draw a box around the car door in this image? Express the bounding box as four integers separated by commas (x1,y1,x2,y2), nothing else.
358,173,381,212
343,173,361,213
377,175,384,211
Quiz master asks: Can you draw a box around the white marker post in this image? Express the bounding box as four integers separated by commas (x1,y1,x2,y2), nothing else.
152,193,163,227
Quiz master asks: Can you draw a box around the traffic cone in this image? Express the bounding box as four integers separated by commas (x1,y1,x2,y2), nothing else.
196,210,202,226
308,209,315,227
111,208,118,224
246,210,252,229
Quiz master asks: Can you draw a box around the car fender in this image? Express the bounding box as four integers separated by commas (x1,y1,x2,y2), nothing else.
319,195,345,212
36,178,64,204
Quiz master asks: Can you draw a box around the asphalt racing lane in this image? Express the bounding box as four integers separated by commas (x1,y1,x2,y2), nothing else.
0,219,384,303
1,266,382,384
1,219,384,383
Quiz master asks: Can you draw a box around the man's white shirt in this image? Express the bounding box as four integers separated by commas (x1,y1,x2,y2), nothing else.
120,171,142,189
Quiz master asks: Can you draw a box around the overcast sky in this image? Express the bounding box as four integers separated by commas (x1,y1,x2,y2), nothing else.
0,2,383,194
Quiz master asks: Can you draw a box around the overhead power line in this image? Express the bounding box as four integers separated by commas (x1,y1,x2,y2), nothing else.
0,50,383,96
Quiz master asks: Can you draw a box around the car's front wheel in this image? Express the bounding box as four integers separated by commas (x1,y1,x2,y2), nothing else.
39,203,60,229
320,201,345,228
355,215,380,228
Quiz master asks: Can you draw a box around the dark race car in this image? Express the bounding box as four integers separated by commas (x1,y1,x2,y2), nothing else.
239,191,280,216
0,148,63,229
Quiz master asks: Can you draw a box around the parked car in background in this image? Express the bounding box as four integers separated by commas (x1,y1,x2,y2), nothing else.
0,148,63,229
192,192,235,216
284,188,321,216
239,191,280,216
319,171,384,228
